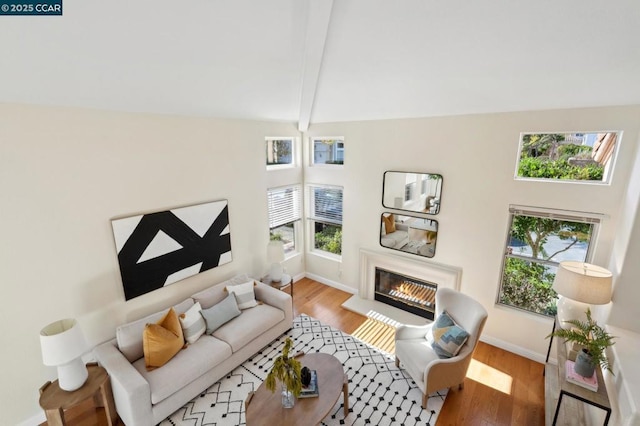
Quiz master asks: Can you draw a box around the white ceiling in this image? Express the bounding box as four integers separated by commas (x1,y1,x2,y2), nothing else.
2,0,639,129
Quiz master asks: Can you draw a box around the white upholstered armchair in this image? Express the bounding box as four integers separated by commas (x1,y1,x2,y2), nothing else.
395,287,488,408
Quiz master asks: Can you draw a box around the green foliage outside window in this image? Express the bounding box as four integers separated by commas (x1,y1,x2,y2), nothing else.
314,225,342,255
499,216,593,316
518,133,604,181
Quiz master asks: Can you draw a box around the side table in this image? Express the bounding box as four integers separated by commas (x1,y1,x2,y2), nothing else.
261,273,293,309
39,362,118,426
544,317,611,425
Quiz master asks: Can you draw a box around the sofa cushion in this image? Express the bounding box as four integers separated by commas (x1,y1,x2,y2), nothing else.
192,273,251,309
212,304,285,352
226,280,258,309
117,298,194,363
201,293,241,334
179,302,206,345
427,310,470,358
133,334,233,404
143,308,185,371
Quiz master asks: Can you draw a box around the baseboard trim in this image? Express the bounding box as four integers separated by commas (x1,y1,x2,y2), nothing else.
304,272,357,295
480,334,547,364
19,411,45,426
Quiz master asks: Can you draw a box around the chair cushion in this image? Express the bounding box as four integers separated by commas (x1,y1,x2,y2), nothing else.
200,292,241,334
427,310,470,358
395,339,440,392
143,308,185,371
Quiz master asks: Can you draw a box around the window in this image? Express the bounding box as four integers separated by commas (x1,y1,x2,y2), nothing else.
308,184,343,256
515,132,619,183
404,183,415,202
266,138,294,168
497,206,599,316
311,137,344,165
267,185,301,254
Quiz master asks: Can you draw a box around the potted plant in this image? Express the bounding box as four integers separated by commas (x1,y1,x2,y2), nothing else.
547,308,616,377
265,338,302,408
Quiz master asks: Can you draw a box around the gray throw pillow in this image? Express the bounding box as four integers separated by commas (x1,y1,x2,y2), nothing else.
200,293,242,334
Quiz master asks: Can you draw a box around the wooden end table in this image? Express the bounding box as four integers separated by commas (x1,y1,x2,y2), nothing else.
245,353,348,425
261,273,294,308
39,362,118,426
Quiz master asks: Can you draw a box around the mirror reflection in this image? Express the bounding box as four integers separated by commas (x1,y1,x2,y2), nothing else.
380,213,438,258
382,171,443,215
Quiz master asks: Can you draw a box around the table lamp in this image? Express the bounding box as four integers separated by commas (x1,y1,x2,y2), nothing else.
552,261,612,326
267,240,285,282
40,318,89,391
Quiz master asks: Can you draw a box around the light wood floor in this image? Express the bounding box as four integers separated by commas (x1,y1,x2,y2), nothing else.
43,277,544,426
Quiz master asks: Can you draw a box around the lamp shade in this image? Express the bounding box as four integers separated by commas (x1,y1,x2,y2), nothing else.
552,261,612,305
267,240,285,263
40,318,90,391
40,319,89,366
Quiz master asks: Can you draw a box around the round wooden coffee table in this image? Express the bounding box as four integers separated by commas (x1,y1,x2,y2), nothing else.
245,353,348,425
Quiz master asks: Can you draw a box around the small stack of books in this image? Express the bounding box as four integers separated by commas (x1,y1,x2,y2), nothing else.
565,360,598,391
299,370,319,398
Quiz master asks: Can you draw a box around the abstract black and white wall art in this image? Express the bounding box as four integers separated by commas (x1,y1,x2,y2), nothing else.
111,200,232,300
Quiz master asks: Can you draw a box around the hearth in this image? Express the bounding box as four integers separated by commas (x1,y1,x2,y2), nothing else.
374,267,437,320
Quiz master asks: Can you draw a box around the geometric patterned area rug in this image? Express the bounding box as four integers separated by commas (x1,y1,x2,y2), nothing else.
160,314,447,426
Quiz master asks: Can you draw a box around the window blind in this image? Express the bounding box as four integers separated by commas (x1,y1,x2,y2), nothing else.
267,185,301,229
308,185,343,225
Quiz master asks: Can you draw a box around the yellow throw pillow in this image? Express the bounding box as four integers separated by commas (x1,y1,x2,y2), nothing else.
383,214,396,234
143,307,185,371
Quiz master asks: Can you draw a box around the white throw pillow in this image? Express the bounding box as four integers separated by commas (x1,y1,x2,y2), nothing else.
178,302,206,344
226,280,258,309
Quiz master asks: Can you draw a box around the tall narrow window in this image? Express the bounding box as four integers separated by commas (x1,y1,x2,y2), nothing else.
308,184,343,256
497,206,599,316
515,132,619,183
266,138,295,169
311,137,345,165
267,185,301,254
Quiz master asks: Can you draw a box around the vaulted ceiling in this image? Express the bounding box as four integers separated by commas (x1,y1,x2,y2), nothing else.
2,0,639,130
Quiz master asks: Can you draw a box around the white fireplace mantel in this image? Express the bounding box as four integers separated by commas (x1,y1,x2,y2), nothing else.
342,249,463,326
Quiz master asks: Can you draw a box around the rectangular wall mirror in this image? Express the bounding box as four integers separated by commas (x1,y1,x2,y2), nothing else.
380,212,438,258
382,171,443,215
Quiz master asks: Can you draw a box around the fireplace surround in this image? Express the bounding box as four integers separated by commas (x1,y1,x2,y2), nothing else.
350,249,462,323
374,267,438,320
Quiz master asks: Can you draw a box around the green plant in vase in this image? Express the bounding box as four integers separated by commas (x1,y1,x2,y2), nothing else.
265,338,302,407
547,308,616,377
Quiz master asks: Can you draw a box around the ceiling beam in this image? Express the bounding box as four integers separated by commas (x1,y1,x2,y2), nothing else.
297,0,334,132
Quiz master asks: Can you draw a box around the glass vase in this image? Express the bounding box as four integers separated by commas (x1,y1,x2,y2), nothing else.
281,385,295,408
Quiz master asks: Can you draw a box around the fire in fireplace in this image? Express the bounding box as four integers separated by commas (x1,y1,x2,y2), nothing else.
374,267,437,320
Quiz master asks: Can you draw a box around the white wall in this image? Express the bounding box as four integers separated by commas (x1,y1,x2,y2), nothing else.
0,104,300,425
304,106,640,360
3,103,639,424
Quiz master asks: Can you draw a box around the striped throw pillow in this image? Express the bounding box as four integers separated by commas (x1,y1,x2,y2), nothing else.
226,280,258,309
179,302,206,344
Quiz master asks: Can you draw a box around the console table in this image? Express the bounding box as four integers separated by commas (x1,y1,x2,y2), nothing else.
545,317,612,425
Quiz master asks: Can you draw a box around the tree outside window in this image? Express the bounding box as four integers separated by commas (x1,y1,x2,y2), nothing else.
266,138,294,167
515,132,618,183
498,209,596,316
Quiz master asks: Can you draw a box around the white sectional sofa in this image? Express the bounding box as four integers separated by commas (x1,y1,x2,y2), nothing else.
94,274,293,426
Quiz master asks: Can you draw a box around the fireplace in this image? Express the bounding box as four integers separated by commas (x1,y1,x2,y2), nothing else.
374,267,437,320
347,249,461,323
